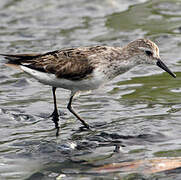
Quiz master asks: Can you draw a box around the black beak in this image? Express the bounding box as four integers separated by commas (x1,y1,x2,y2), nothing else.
156,59,176,78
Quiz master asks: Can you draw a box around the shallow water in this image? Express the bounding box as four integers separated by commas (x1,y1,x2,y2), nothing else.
0,0,181,179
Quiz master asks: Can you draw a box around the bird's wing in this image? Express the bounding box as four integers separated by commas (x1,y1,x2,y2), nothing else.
1,47,102,80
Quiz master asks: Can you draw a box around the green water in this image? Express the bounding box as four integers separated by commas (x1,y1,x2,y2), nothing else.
0,0,181,179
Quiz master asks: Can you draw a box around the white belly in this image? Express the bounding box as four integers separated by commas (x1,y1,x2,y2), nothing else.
20,66,107,93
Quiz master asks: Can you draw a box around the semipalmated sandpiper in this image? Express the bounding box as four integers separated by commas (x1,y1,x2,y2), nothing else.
1,39,176,134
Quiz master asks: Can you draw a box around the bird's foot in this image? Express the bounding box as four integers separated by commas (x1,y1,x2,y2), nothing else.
49,110,65,118
51,111,60,136
84,123,90,130
49,109,59,118
52,115,59,128
55,126,60,137
79,122,94,132
78,125,94,133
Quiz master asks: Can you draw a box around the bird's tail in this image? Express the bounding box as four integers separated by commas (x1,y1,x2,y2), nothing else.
0,53,42,69
0,53,42,64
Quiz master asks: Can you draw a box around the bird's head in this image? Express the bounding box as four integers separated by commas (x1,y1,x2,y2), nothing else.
125,39,176,78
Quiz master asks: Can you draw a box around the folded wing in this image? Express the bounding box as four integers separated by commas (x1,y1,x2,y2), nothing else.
1,48,95,80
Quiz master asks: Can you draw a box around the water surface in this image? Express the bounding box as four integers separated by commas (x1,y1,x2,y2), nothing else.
0,0,181,179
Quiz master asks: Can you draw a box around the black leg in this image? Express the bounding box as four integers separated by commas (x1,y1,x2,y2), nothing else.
67,94,90,129
51,87,59,135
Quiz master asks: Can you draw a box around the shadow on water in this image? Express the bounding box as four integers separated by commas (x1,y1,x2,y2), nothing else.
1,0,181,179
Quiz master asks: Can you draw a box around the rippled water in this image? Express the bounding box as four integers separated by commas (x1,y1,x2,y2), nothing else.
1,0,181,179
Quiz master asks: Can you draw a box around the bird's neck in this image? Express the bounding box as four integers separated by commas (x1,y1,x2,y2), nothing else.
101,47,137,80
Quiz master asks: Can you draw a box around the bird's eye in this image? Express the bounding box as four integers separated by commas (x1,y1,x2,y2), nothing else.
145,50,153,56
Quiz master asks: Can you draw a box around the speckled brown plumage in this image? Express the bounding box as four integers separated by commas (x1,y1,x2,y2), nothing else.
0,38,176,134
2,45,123,80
